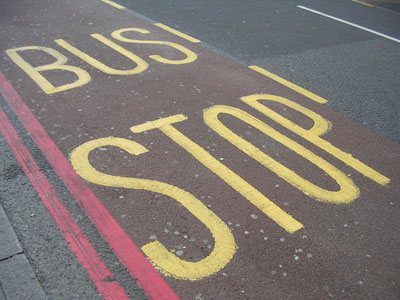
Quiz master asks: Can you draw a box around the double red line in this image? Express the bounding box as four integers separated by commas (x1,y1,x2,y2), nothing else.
0,73,179,300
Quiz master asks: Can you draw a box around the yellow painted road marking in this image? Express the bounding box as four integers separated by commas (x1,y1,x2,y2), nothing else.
155,23,201,43
55,35,149,75
101,0,125,9
6,46,91,94
249,65,328,104
131,115,304,233
352,0,373,7
111,28,198,65
242,94,390,186
70,137,236,281
204,105,359,204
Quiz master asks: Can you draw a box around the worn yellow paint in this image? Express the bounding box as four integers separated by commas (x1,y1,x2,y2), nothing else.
204,105,359,203
111,28,197,65
154,23,201,43
352,0,373,7
69,137,236,281
6,46,91,94
101,0,125,9
242,94,331,137
131,115,303,233
55,35,148,75
242,94,390,186
249,65,328,104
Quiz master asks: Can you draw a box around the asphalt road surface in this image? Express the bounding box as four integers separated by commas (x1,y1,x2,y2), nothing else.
0,0,399,299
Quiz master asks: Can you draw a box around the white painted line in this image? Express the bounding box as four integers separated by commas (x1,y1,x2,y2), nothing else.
297,5,400,43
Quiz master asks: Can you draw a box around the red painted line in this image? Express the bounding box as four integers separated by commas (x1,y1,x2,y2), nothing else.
0,107,128,299
0,73,180,300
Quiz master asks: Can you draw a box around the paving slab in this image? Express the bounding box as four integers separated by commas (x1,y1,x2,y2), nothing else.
0,286,6,300
0,205,46,300
0,205,22,261
0,254,47,300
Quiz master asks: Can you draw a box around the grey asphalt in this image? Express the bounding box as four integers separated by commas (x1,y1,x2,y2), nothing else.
113,0,400,143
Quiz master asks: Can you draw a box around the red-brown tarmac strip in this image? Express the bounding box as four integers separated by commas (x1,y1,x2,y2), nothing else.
1,0,399,298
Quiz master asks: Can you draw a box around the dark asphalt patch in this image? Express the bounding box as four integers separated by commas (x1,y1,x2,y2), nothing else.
2,164,23,180
374,2,400,13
